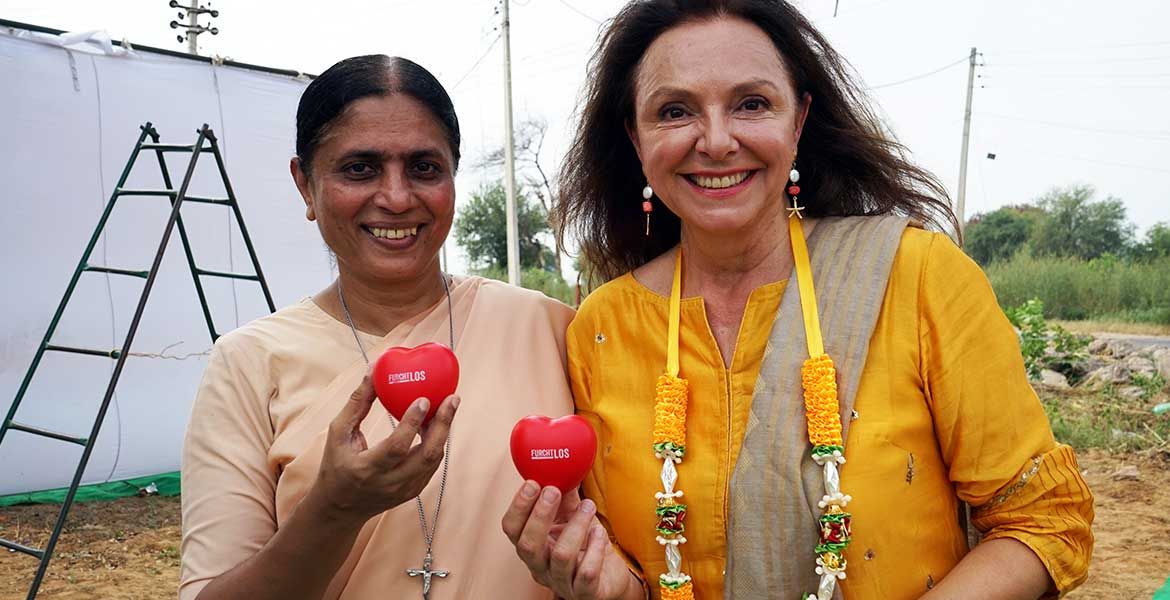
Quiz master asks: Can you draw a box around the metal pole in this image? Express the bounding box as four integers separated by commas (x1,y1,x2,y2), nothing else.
501,0,521,286
186,0,198,54
956,46,977,234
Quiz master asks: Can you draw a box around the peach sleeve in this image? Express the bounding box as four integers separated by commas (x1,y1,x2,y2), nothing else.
179,333,278,600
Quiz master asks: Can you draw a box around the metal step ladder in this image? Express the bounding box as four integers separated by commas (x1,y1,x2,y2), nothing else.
0,122,276,599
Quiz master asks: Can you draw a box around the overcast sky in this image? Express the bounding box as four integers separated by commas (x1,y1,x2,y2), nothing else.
5,0,1169,247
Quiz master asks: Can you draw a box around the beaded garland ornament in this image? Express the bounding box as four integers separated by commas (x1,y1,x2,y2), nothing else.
653,250,694,600
788,186,853,600
652,188,851,600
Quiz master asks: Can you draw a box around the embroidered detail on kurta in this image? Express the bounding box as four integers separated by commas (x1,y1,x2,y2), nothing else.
976,455,1044,512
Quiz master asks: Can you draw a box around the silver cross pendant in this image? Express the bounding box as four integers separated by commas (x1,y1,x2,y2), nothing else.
406,551,448,599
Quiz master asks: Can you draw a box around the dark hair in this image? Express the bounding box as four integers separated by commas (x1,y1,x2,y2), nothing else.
555,0,959,282
295,54,461,174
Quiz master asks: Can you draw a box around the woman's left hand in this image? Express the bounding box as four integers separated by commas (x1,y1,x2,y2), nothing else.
502,483,642,600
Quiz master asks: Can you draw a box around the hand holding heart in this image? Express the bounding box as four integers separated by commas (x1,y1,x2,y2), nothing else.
306,367,459,526
501,484,642,600
504,416,638,600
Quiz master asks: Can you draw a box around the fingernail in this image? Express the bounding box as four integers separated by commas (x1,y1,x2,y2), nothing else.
541,487,559,505
416,398,430,414
592,523,605,539
579,499,596,515
521,481,538,499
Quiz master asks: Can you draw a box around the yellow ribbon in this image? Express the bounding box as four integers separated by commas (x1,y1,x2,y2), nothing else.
667,248,683,377
788,215,824,358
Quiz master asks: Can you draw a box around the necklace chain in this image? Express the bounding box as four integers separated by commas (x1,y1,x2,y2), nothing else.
337,272,454,553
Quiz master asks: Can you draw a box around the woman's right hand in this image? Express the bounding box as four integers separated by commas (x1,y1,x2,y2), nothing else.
502,483,644,600
308,369,459,526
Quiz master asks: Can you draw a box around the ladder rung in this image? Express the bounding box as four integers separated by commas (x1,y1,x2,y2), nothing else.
84,265,149,279
197,268,259,281
0,537,45,559
116,188,176,197
6,421,88,446
140,143,206,152
184,195,232,205
44,344,121,359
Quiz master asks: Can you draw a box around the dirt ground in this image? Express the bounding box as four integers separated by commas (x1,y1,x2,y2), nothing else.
1,451,1168,599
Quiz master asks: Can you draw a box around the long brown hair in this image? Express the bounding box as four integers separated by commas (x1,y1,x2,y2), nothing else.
555,0,958,282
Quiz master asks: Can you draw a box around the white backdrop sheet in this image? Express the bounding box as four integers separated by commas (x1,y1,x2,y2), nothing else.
0,28,332,495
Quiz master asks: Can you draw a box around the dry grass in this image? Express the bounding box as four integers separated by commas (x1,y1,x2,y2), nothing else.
1053,319,1170,337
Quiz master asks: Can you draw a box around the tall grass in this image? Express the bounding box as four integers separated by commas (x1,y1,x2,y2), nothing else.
985,253,1170,324
476,266,575,305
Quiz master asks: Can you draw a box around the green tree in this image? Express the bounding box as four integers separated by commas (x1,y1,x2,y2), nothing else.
1134,222,1170,260
454,181,556,272
964,206,1039,266
475,117,563,276
1030,184,1133,260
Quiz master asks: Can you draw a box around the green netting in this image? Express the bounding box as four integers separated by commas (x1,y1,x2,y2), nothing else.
0,471,180,507
1155,574,1170,600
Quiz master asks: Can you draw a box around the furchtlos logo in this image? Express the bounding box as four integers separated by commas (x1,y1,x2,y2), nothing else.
530,448,572,461
386,371,427,384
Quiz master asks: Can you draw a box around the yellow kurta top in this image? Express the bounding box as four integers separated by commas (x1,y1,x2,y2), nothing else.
569,228,1093,599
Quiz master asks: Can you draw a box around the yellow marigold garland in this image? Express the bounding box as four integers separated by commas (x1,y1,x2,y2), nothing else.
660,581,695,600
790,204,851,600
653,250,695,600
653,374,689,454
801,354,843,449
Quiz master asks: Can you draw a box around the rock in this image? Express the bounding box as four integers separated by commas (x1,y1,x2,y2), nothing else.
1125,355,1158,378
1117,386,1146,401
1105,339,1135,359
1087,338,1108,355
1154,348,1170,381
1082,364,1131,388
1040,369,1070,389
1112,429,1142,443
1110,464,1141,481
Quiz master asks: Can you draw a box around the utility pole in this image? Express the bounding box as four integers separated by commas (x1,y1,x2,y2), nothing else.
501,0,521,285
169,0,219,56
956,46,977,235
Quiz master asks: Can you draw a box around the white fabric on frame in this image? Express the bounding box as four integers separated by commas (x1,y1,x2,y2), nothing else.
0,26,330,495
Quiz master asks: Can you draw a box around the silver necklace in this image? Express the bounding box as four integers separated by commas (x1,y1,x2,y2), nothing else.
338,272,454,600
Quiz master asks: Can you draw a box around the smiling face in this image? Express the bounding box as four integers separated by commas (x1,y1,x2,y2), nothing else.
628,16,810,238
292,93,456,286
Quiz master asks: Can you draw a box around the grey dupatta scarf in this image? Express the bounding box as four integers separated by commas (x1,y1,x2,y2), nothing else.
725,215,909,599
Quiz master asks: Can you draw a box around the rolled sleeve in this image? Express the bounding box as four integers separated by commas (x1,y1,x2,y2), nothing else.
919,234,1094,594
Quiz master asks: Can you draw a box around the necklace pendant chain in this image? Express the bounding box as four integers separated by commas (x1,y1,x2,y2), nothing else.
338,271,456,593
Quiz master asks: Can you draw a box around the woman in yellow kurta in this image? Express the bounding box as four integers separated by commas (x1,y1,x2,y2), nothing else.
501,2,1092,599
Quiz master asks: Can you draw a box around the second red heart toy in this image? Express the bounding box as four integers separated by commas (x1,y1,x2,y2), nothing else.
372,343,459,425
510,415,598,493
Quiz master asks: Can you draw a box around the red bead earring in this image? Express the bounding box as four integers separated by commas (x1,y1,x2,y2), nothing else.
642,184,654,236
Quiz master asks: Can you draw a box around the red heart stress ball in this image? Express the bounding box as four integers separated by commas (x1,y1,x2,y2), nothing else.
372,342,459,426
510,415,598,493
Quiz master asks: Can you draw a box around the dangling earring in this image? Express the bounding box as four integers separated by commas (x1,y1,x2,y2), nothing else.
642,184,654,236
786,163,805,219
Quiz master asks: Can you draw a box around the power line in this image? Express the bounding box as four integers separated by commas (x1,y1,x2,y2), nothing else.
989,40,1170,57
870,55,969,89
557,0,602,24
977,112,1170,142
987,54,1170,67
992,142,1170,175
452,34,502,90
